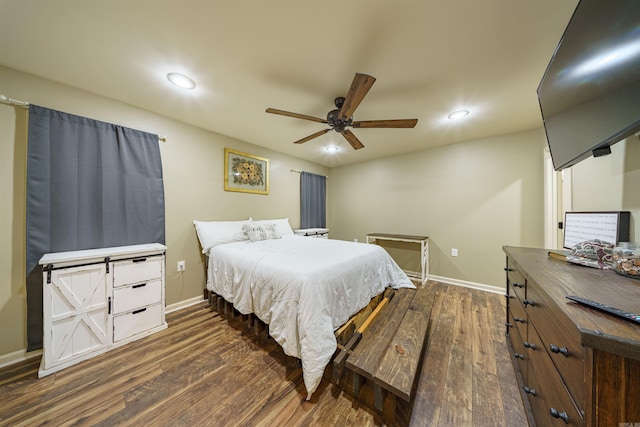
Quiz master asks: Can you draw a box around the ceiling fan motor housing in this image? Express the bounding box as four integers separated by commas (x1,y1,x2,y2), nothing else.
327,108,352,132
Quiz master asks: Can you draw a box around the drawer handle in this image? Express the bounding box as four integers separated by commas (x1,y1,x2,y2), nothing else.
512,282,524,288
132,257,147,263
514,352,525,360
504,267,513,272
132,283,147,289
524,341,537,350
132,308,147,315
505,322,514,328
549,407,569,423
523,299,536,307
523,386,537,396
504,293,514,299
550,344,569,357
513,316,525,323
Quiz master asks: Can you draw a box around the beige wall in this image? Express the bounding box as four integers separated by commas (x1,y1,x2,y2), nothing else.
0,66,328,360
328,128,547,289
570,137,640,241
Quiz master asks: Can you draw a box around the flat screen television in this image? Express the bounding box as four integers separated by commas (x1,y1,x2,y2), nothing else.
537,0,640,171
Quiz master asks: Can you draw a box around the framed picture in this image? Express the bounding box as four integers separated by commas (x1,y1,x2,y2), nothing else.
224,148,269,195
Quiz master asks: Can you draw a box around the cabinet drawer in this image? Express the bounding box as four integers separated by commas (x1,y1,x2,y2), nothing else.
507,263,526,300
507,322,528,384
527,326,583,426
508,294,527,341
112,279,162,314
113,303,163,342
113,256,163,287
526,280,584,409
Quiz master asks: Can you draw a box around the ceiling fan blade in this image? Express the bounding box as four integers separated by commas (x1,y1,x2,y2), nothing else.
266,108,328,124
339,73,376,121
293,129,331,144
352,119,418,128
340,129,365,150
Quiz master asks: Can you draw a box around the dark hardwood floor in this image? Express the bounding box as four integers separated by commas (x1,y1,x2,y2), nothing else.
0,281,527,426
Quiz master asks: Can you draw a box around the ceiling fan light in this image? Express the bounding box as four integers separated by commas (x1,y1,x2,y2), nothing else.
326,145,339,153
167,72,196,90
448,109,470,120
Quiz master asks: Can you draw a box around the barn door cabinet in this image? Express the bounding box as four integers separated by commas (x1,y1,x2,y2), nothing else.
38,243,167,377
504,246,640,426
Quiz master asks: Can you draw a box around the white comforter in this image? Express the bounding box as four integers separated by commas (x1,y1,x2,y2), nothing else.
206,235,414,397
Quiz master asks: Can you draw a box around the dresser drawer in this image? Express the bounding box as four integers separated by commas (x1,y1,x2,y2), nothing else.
507,265,526,300
112,279,162,314
507,294,528,341
113,256,163,287
507,321,528,384
526,280,584,409
113,303,163,342
527,325,583,426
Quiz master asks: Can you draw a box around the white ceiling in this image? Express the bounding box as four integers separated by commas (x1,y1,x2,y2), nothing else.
0,0,578,167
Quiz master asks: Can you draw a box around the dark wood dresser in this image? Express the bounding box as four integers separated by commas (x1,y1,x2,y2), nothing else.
504,246,640,426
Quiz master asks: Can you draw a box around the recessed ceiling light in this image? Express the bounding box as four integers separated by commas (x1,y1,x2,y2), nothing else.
448,109,470,120
167,72,196,90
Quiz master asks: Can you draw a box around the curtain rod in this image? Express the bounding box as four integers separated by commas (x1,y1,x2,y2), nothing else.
290,169,328,179
0,94,29,107
0,93,167,142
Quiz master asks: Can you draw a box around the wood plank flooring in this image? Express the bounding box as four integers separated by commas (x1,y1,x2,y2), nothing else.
0,281,527,426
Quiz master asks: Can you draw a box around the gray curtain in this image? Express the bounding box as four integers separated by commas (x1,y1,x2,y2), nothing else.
300,171,326,228
26,105,165,350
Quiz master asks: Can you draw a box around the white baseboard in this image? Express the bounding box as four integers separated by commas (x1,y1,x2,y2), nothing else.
165,295,206,314
428,274,505,295
0,348,42,369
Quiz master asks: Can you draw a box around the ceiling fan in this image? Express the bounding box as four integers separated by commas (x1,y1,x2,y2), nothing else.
266,73,418,150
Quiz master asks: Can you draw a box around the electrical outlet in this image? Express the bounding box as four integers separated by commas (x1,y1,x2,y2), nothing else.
177,260,185,272
451,248,458,257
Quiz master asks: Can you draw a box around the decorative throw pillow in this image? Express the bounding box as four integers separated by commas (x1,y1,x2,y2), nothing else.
243,223,280,242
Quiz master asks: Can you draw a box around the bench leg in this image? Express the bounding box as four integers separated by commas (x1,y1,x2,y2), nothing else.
352,371,361,396
374,384,384,412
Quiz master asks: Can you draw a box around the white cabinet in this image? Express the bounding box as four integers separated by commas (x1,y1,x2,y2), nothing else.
39,243,167,377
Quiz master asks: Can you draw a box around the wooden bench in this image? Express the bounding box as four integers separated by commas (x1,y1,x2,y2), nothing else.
342,285,436,425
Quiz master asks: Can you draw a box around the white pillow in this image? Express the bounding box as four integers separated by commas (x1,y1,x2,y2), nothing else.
193,218,252,254
242,223,280,242
254,218,294,237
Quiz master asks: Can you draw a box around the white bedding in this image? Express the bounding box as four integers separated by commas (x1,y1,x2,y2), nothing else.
206,235,414,397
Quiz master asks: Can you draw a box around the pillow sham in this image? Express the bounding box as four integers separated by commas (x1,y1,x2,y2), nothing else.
193,218,252,254
242,223,280,242
254,218,294,237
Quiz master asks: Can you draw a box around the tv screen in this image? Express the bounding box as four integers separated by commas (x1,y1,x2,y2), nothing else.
538,0,640,171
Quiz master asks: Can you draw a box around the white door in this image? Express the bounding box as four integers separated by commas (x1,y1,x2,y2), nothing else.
43,263,112,369
544,147,572,249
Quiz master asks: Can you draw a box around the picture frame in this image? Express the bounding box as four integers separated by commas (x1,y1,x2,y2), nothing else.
224,148,269,195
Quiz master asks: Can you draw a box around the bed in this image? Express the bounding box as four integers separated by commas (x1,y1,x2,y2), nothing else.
194,218,414,398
